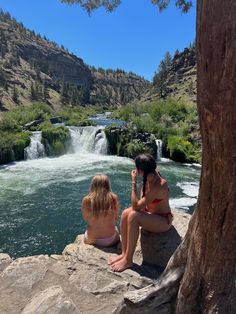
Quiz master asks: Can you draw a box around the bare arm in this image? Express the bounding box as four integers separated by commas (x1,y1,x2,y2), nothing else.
81,196,90,221
133,191,158,211
113,194,120,220
131,170,159,211
131,170,139,210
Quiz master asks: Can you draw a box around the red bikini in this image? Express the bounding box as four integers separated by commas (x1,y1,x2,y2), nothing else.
145,198,173,224
151,198,163,205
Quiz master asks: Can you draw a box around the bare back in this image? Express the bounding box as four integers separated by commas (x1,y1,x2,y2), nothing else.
82,193,119,240
142,172,171,215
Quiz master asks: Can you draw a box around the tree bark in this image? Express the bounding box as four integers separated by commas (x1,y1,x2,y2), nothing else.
115,1,236,313
176,1,236,312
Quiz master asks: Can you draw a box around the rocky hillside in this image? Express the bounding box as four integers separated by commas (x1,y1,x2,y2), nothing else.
146,46,196,104
167,46,196,102
0,10,150,111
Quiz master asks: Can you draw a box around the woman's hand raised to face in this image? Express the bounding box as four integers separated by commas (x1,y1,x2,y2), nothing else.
131,170,137,182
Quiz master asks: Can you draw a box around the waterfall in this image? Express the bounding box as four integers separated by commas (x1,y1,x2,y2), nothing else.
68,126,108,155
24,132,45,160
94,130,108,154
155,139,163,160
24,126,108,160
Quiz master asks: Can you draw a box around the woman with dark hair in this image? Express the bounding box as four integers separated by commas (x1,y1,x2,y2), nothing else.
109,153,173,272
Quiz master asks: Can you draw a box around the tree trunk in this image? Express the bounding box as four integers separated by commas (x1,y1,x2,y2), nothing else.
115,1,236,313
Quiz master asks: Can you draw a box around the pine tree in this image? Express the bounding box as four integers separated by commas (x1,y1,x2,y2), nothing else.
43,81,49,101
60,77,68,104
153,51,172,97
12,85,19,104
30,82,37,101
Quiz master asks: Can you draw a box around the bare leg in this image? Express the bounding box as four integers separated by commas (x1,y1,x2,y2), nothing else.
111,211,171,272
111,210,139,271
108,207,132,265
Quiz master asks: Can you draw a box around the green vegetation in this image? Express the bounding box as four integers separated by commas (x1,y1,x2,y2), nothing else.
40,122,71,156
126,142,152,159
153,51,172,97
0,102,102,164
0,131,31,164
111,99,201,163
0,102,53,164
0,102,52,130
58,106,97,127
105,127,156,159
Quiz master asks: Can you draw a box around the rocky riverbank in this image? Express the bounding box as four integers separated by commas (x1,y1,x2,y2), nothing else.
0,211,190,314
105,126,157,159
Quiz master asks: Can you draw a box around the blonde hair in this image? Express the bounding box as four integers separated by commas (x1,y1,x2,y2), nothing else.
88,174,116,216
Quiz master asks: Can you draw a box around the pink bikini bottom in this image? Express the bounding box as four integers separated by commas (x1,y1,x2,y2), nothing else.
84,227,120,247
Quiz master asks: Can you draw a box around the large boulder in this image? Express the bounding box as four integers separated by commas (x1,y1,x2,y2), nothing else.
0,210,190,314
138,211,190,268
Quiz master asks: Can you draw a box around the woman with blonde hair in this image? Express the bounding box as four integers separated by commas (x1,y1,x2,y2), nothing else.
82,174,120,247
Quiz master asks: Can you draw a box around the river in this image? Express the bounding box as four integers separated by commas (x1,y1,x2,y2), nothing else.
0,121,200,258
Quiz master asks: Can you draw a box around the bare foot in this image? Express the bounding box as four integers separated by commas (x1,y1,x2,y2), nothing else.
108,254,124,265
110,257,133,272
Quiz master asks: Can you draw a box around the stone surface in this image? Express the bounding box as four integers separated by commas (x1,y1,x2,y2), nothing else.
141,211,190,267
0,210,190,314
0,253,12,272
21,286,78,314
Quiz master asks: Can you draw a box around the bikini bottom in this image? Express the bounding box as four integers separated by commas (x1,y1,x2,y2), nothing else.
84,227,120,247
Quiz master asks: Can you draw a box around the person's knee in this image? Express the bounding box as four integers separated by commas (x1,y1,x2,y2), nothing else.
121,207,132,220
127,210,139,224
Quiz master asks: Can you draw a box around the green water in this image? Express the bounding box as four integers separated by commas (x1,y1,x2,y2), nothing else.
0,151,200,258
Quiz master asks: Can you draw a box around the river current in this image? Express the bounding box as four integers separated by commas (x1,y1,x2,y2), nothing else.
0,121,200,258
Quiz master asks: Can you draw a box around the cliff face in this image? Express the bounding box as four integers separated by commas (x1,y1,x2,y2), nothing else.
91,69,149,107
146,46,197,104
0,11,150,111
166,47,197,102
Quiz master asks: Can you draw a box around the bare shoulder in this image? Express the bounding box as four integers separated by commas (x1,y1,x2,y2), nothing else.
160,179,169,194
153,178,168,194
111,193,119,202
161,179,168,187
111,193,120,209
82,195,91,207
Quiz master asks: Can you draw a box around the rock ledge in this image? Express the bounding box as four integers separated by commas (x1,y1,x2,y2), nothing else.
0,210,190,314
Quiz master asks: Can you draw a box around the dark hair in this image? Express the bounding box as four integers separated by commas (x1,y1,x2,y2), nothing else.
135,154,157,197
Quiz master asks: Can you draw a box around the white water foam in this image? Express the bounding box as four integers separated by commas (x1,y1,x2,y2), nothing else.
68,126,107,154
0,153,133,196
94,131,108,154
170,197,197,211
176,182,199,197
155,139,163,160
24,132,45,160
159,158,173,163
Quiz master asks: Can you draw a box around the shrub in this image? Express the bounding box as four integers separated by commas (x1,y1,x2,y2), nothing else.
52,140,65,156
126,142,151,159
13,132,31,160
41,125,70,156
167,135,197,163
0,102,53,131
0,131,31,164
0,115,21,131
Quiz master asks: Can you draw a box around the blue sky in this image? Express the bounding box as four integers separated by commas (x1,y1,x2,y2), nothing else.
0,0,196,81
